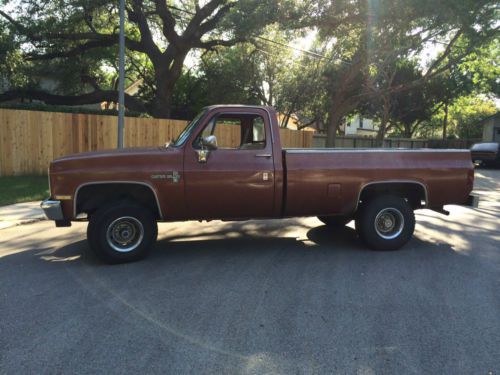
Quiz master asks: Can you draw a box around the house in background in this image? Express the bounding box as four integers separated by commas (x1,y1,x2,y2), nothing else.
340,115,378,137
102,79,144,110
277,112,318,133
481,112,500,142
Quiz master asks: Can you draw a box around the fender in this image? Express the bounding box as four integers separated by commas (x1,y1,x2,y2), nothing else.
73,181,163,219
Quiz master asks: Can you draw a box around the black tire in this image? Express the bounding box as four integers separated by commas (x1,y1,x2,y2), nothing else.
87,202,158,264
355,195,415,251
317,215,352,227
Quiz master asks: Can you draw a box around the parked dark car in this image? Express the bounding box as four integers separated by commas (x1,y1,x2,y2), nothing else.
470,142,500,167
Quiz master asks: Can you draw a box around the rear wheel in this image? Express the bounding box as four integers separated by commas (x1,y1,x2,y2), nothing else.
355,195,415,250
87,202,158,264
317,215,352,227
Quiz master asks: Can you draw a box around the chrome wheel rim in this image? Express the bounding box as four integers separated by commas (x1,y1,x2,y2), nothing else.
374,208,404,240
106,216,144,253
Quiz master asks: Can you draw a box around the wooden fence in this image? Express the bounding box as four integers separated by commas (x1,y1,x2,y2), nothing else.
312,134,428,148
0,108,313,176
312,134,478,149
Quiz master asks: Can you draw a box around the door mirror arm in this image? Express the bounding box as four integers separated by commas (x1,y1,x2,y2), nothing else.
196,148,210,163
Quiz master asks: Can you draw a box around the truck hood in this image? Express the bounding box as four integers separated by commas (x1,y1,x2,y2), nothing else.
53,147,165,162
49,146,181,176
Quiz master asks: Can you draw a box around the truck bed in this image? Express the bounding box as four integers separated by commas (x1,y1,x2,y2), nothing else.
282,148,474,217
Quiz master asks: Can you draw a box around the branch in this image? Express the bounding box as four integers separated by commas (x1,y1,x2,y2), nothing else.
26,39,117,60
27,33,152,59
193,37,243,49
183,0,227,39
153,0,181,45
127,0,162,60
1,9,150,57
198,2,235,35
80,75,101,91
298,117,318,130
0,89,147,113
0,9,26,33
424,28,464,77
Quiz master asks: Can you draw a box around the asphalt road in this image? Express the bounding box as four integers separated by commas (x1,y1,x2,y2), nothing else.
1,169,499,374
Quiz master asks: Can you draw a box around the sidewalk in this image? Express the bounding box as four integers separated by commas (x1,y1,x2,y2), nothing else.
0,201,46,230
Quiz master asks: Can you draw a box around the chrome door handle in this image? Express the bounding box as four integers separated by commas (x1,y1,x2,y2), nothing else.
255,154,272,158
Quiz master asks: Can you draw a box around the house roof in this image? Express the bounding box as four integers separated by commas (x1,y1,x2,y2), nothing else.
478,112,500,125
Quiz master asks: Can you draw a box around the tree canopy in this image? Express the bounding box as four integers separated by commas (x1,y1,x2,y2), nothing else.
0,0,498,141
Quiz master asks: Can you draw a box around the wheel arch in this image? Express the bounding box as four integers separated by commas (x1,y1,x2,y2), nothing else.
357,180,428,211
74,181,163,219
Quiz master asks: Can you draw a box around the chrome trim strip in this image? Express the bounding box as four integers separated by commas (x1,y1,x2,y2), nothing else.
355,180,429,211
47,167,52,196
73,181,163,220
285,148,470,153
262,107,275,145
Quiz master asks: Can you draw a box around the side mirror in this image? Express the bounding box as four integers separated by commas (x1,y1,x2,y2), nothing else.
200,135,218,150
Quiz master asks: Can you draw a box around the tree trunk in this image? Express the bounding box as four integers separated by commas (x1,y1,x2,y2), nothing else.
376,96,391,147
403,124,413,138
326,108,342,147
376,118,387,147
150,88,172,118
442,101,449,140
150,50,188,118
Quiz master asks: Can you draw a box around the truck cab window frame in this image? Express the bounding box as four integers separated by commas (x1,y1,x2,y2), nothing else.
193,113,267,150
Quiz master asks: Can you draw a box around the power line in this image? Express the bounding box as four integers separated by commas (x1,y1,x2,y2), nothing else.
164,4,465,66
254,35,329,60
164,4,342,63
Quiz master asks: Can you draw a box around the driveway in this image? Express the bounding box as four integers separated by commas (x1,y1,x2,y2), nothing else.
1,169,499,374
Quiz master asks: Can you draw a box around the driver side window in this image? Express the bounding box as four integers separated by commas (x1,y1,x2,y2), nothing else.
195,113,266,149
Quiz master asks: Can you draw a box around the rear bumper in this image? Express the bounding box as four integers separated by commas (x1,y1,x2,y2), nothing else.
471,153,498,161
40,199,64,220
465,194,480,208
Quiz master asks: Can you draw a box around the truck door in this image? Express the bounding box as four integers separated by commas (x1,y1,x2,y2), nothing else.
183,109,275,219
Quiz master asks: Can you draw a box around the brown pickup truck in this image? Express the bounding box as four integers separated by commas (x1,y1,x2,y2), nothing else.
42,105,478,263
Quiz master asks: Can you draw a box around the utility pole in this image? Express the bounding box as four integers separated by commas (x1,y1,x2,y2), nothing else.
117,0,125,148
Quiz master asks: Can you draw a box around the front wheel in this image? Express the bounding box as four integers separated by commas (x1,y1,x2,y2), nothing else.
355,195,415,251
87,202,158,264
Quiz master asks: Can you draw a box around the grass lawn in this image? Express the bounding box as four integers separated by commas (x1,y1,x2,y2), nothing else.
0,176,49,207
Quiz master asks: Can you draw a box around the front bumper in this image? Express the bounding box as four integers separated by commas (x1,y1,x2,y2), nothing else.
40,199,64,220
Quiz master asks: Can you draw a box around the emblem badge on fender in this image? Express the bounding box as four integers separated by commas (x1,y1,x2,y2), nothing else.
151,174,167,180
152,171,181,183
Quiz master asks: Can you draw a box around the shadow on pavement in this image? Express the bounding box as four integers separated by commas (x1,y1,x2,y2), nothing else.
24,221,459,267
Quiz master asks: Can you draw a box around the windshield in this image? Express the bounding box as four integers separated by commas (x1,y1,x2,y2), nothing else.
172,110,206,147
471,143,499,152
